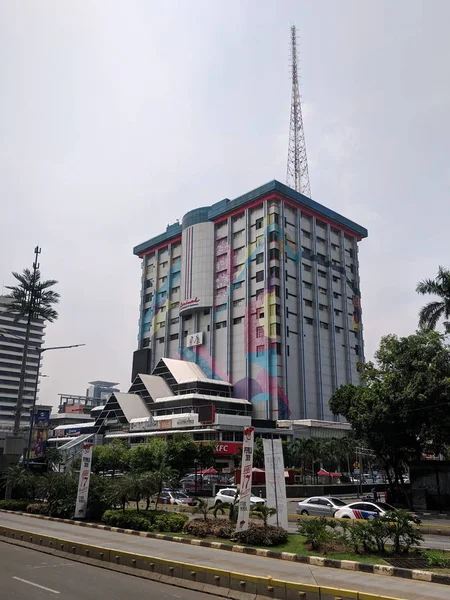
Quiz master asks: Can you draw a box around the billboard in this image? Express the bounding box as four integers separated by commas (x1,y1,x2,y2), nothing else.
29,409,50,459
263,438,288,529
74,443,93,519
235,426,254,534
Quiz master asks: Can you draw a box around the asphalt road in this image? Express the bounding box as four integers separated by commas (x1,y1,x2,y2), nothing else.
0,541,223,600
1,512,450,599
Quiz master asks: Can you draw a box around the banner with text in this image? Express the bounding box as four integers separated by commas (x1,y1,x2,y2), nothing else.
74,443,93,519
235,426,255,534
263,438,288,529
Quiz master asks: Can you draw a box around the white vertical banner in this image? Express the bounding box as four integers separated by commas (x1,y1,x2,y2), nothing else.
263,438,288,529
235,426,255,534
74,443,93,519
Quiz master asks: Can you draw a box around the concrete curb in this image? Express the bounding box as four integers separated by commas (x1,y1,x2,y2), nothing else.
1,509,450,586
0,523,407,600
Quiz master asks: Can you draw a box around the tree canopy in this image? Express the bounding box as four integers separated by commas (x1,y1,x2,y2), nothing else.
329,330,450,484
6,268,60,323
416,266,450,333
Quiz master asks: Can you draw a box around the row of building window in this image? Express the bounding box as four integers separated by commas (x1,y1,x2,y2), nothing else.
256,342,282,356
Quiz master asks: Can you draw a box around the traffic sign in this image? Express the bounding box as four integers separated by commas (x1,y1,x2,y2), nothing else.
353,461,360,469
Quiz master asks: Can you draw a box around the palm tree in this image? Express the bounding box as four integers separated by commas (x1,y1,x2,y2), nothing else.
416,266,450,332
151,463,179,510
106,476,133,512
2,465,38,499
193,498,214,522
250,505,277,530
5,263,59,435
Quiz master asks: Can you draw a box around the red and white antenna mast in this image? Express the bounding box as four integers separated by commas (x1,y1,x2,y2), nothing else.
286,25,311,197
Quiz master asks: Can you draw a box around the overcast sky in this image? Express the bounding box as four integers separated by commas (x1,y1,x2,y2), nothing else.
1,1,449,409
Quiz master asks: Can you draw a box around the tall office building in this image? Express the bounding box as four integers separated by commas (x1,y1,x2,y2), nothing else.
133,181,367,422
0,296,46,429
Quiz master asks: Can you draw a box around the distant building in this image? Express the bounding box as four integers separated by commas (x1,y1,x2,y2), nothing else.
86,380,120,402
0,296,46,430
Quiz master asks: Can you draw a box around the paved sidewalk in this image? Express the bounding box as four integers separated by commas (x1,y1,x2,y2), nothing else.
1,512,449,599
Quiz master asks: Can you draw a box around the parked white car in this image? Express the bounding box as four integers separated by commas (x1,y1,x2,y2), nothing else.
214,487,265,507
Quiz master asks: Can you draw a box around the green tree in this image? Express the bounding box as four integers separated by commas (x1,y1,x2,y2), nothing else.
165,433,198,474
2,466,38,500
286,438,307,482
45,447,63,471
416,266,450,332
94,440,130,476
129,438,165,473
140,472,158,511
123,471,145,511
252,438,264,468
106,476,133,512
330,330,450,495
37,472,78,517
303,438,322,483
151,464,179,510
5,264,60,436
197,441,217,470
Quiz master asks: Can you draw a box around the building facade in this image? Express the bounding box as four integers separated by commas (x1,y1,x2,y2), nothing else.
0,296,46,430
133,180,367,423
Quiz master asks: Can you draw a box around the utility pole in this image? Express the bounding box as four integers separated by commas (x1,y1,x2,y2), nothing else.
13,246,41,436
286,25,311,197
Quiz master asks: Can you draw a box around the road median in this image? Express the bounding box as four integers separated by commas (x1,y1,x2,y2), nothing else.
0,523,407,600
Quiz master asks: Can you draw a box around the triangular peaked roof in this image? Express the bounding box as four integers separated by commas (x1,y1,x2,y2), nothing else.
129,373,173,403
94,392,150,427
154,357,231,387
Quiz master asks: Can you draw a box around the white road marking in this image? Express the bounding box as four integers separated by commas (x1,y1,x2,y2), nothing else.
28,562,77,570
12,576,60,594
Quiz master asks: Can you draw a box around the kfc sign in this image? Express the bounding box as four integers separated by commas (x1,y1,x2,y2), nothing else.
215,442,242,455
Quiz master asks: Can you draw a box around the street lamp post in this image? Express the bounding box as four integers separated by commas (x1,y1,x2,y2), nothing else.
25,343,85,468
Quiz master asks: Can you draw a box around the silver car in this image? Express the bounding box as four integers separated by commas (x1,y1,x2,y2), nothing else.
297,496,347,517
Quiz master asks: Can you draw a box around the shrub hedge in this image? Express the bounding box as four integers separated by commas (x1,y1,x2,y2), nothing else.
0,499,29,512
101,509,188,532
26,503,50,515
236,524,289,547
183,518,288,546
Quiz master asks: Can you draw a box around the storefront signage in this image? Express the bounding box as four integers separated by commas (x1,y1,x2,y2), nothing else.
66,428,81,436
180,297,200,312
172,414,198,428
130,416,157,431
186,332,203,347
215,442,242,455
158,419,173,430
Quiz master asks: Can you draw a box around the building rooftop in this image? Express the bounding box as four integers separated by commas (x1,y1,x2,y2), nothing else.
134,179,368,256
157,358,231,387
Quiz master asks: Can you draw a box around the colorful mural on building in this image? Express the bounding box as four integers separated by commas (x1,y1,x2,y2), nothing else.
140,209,360,422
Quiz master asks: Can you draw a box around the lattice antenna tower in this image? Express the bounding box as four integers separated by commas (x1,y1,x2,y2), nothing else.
286,25,311,197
